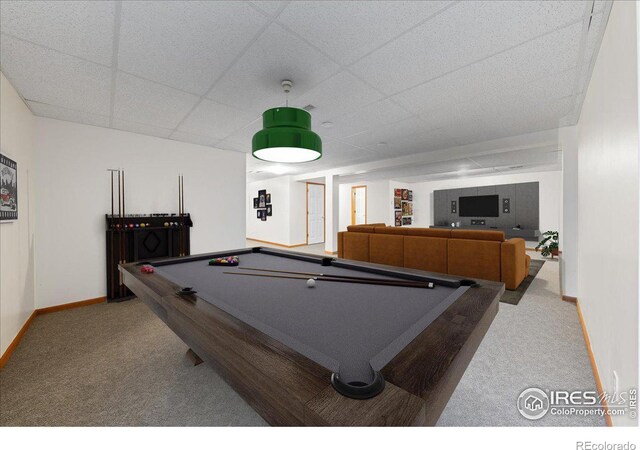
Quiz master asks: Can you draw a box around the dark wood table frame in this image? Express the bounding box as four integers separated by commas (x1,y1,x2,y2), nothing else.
120,248,503,426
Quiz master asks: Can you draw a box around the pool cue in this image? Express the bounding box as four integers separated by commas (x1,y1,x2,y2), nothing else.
235,267,433,286
120,168,126,296
223,271,434,289
180,174,184,255
108,169,115,298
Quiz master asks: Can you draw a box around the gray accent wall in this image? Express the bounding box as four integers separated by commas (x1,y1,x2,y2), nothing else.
433,182,539,230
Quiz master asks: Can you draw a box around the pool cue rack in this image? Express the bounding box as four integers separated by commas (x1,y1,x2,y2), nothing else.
106,169,193,302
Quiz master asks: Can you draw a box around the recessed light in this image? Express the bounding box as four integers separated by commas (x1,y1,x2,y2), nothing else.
321,121,334,128
377,142,387,146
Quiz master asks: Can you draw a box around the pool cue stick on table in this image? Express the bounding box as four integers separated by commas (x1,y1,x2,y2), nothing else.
233,266,435,287
223,271,435,288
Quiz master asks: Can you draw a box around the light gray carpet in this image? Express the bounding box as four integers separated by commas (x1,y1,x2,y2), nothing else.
0,300,266,426
1,251,602,426
437,256,604,426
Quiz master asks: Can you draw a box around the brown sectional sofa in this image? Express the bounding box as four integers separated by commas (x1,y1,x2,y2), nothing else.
337,224,531,290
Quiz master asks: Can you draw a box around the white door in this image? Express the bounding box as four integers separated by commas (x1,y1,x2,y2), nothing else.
352,186,367,225
307,183,325,244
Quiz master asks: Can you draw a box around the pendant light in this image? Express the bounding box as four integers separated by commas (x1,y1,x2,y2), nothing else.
252,80,322,163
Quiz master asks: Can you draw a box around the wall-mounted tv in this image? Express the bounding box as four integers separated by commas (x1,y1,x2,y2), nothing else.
459,194,499,217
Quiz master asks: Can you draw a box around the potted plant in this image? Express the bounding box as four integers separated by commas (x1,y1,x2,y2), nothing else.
536,231,559,258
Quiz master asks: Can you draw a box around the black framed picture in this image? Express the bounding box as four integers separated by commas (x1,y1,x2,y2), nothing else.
260,210,267,221
402,189,409,200
257,210,262,219
266,193,271,204
394,197,401,210
253,197,259,209
0,153,18,221
395,210,402,226
258,189,266,208
266,205,272,216
403,217,412,225
408,190,413,201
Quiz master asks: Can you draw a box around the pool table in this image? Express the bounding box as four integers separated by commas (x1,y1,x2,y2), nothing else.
119,247,503,426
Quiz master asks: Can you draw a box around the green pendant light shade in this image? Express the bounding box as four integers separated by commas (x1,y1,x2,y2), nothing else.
252,107,322,163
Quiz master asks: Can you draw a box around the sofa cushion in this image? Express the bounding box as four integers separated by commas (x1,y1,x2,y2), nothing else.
374,227,408,235
369,234,404,267
450,229,505,242
406,228,452,238
346,223,385,233
403,236,448,274
342,232,370,262
448,239,502,282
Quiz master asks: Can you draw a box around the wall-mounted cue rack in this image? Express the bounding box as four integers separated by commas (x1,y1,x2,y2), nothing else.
106,169,193,302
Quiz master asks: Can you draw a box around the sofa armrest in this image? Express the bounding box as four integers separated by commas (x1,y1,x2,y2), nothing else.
500,238,527,290
337,231,345,258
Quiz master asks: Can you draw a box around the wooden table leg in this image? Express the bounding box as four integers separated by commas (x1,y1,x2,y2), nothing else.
186,348,203,366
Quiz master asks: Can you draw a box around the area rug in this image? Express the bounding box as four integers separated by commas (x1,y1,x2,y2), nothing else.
500,259,545,305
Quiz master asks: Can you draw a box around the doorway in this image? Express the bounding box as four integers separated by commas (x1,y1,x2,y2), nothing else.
351,185,367,225
306,182,325,245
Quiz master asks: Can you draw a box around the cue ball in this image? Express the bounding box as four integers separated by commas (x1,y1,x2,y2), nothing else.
306,278,316,288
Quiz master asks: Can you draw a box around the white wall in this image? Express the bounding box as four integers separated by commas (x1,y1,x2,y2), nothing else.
338,179,390,231
247,176,293,245
573,0,638,426
412,170,562,235
559,126,579,297
246,176,309,246
0,73,36,356
34,118,246,309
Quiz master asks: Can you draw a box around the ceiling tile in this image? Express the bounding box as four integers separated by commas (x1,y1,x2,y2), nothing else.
316,98,413,140
249,1,288,16
112,118,173,139
113,72,200,129
340,116,427,149
470,147,561,168
0,34,112,115
583,12,605,65
0,1,115,65
217,138,249,154
277,1,452,65
27,101,110,128
393,22,582,117
170,131,221,147
292,71,384,121
177,99,260,140
118,1,269,95
350,1,588,95
207,22,340,113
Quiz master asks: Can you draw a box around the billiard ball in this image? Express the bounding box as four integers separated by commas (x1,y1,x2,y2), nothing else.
140,223,145,228
164,222,169,227
306,278,316,288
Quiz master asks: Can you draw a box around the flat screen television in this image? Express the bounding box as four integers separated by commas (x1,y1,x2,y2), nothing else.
459,194,499,217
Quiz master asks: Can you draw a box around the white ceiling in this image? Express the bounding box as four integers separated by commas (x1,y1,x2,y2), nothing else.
0,1,611,181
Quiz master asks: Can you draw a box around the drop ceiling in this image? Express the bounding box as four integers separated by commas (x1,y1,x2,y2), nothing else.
0,1,611,181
